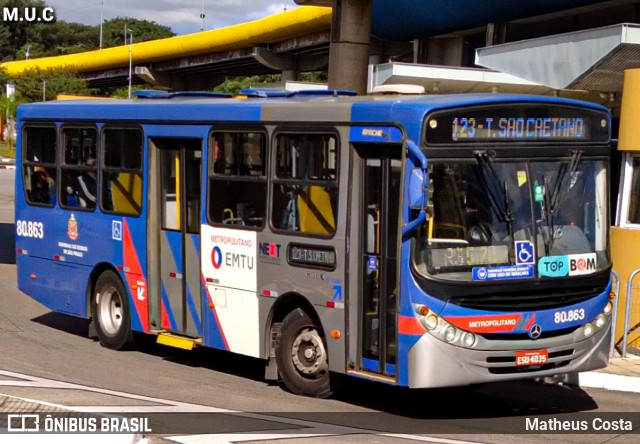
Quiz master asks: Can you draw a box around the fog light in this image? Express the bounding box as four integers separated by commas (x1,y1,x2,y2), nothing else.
444,326,456,342
463,332,476,348
425,315,438,330
583,323,594,337
604,301,613,314
595,314,606,328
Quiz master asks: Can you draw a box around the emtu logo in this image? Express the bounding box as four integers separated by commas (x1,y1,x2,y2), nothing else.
211,246,223,269
3,7,55,23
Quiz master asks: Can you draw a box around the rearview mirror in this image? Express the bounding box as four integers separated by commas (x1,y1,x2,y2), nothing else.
408,167,426,210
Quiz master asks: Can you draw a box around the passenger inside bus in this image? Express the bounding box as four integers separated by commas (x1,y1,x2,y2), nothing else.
74,156,98,209
29,170,55,204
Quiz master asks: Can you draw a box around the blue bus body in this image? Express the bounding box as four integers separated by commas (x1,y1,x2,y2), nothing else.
15,93,613,395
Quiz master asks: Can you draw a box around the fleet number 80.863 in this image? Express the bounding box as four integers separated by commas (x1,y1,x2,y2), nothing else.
554,308,585,324
16,220,44,239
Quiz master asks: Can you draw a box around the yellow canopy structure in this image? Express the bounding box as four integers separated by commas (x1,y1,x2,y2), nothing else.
0,6,331,77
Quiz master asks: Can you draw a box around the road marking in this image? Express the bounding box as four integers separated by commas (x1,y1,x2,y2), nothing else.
0,370,487,444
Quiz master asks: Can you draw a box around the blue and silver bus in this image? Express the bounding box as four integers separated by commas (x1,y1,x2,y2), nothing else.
15,90,613,397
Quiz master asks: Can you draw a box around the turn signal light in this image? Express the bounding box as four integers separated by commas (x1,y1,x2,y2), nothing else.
330,330,341,339
609,291,616,300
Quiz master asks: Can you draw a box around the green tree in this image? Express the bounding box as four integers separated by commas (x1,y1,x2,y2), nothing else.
0,2,176,61
101,17,174,48
214,74,282,96
300,72,328,83
29,21,98,56
13,67,90,102
0,0,51,60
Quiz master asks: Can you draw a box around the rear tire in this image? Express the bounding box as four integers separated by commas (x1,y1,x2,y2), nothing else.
93,270,134,350
275,308,332,398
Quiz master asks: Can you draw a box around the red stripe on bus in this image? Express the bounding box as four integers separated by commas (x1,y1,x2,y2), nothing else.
122,220,150,333
161,301,171,330
398,315,426,335
445,313,522,333
525,315,536,330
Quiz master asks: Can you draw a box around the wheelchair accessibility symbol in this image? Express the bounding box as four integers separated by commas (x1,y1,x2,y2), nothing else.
515,240,535,265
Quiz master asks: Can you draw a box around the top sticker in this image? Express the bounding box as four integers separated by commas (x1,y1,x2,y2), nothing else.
538,252,597,277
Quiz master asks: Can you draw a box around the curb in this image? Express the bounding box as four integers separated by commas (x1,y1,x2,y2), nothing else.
0,157,16,170
579,371,640,393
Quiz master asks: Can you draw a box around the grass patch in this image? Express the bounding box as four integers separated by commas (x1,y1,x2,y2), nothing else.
0,140,16,159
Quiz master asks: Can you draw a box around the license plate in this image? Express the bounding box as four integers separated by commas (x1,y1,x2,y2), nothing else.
515,349,549,366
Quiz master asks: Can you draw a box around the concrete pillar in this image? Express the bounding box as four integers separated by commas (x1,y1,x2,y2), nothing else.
328,0,373,94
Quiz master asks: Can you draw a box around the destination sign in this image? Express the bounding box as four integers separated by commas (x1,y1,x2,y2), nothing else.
426,105,609,144
288,243,337,270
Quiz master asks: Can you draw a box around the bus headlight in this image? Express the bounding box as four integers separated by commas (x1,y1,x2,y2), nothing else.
444,326,457,342
583,323,594,337
463,332,476,348
425,315,439,330
604,301,613,314
594,314,606,328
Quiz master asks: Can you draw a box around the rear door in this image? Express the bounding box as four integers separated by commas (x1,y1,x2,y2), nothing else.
150,137,203,337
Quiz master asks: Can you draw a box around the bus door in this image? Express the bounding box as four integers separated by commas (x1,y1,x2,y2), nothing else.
149,137,203,338
353,144,402,377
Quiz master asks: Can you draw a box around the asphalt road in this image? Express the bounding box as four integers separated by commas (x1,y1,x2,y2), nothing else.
0,168,639,443
0,169,15,263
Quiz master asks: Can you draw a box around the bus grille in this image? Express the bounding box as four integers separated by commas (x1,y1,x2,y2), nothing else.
450,286,603,312
486,349,573,375
479,326,579,341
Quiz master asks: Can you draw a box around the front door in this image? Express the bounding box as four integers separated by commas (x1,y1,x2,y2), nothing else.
153,138,203,337
356,144,402,376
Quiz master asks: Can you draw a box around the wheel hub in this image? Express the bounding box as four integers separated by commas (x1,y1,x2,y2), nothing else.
291,328,328,378
98,286,123,336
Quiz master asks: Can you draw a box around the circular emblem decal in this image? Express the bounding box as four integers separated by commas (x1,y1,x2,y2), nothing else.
211,246,222,269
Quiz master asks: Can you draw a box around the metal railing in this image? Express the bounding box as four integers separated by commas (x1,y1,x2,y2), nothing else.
611,270,620,358
622,268,640,358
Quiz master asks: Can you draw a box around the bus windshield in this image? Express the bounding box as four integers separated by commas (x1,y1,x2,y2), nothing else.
413,156,609,282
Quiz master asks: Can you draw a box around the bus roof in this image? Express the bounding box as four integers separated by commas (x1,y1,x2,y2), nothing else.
17,93,608,124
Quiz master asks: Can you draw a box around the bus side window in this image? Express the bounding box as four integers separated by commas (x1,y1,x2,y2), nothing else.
208,131,266,228
101,128,144,216
271,133,338,235
22,127,57,207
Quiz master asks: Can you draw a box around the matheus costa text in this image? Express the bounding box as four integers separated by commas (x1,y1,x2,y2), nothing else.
526,417,633,431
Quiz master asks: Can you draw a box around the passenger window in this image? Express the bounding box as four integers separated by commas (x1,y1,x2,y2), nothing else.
22,127,57,207
60,127,98,210
102,128,144,216
272,133,338,236
208,132,266,228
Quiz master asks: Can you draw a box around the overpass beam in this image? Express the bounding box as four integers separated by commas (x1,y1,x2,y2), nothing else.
328,0,373,94
135,66,171,87
252,47,298,81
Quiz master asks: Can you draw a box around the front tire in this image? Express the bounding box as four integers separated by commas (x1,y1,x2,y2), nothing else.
275,308,332,398
93,270,134,350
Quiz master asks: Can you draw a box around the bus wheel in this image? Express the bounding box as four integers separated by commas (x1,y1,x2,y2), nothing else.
275,308,331,398
93,270,134,350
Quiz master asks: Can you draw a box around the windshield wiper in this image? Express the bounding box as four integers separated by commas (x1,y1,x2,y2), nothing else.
474,150,514,256
540,149,583,255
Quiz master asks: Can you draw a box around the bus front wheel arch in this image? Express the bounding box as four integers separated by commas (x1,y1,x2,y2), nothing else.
92,270,134,350
275,307,332,398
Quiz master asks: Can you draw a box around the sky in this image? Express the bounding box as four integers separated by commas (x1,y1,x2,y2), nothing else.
44,1,301,36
